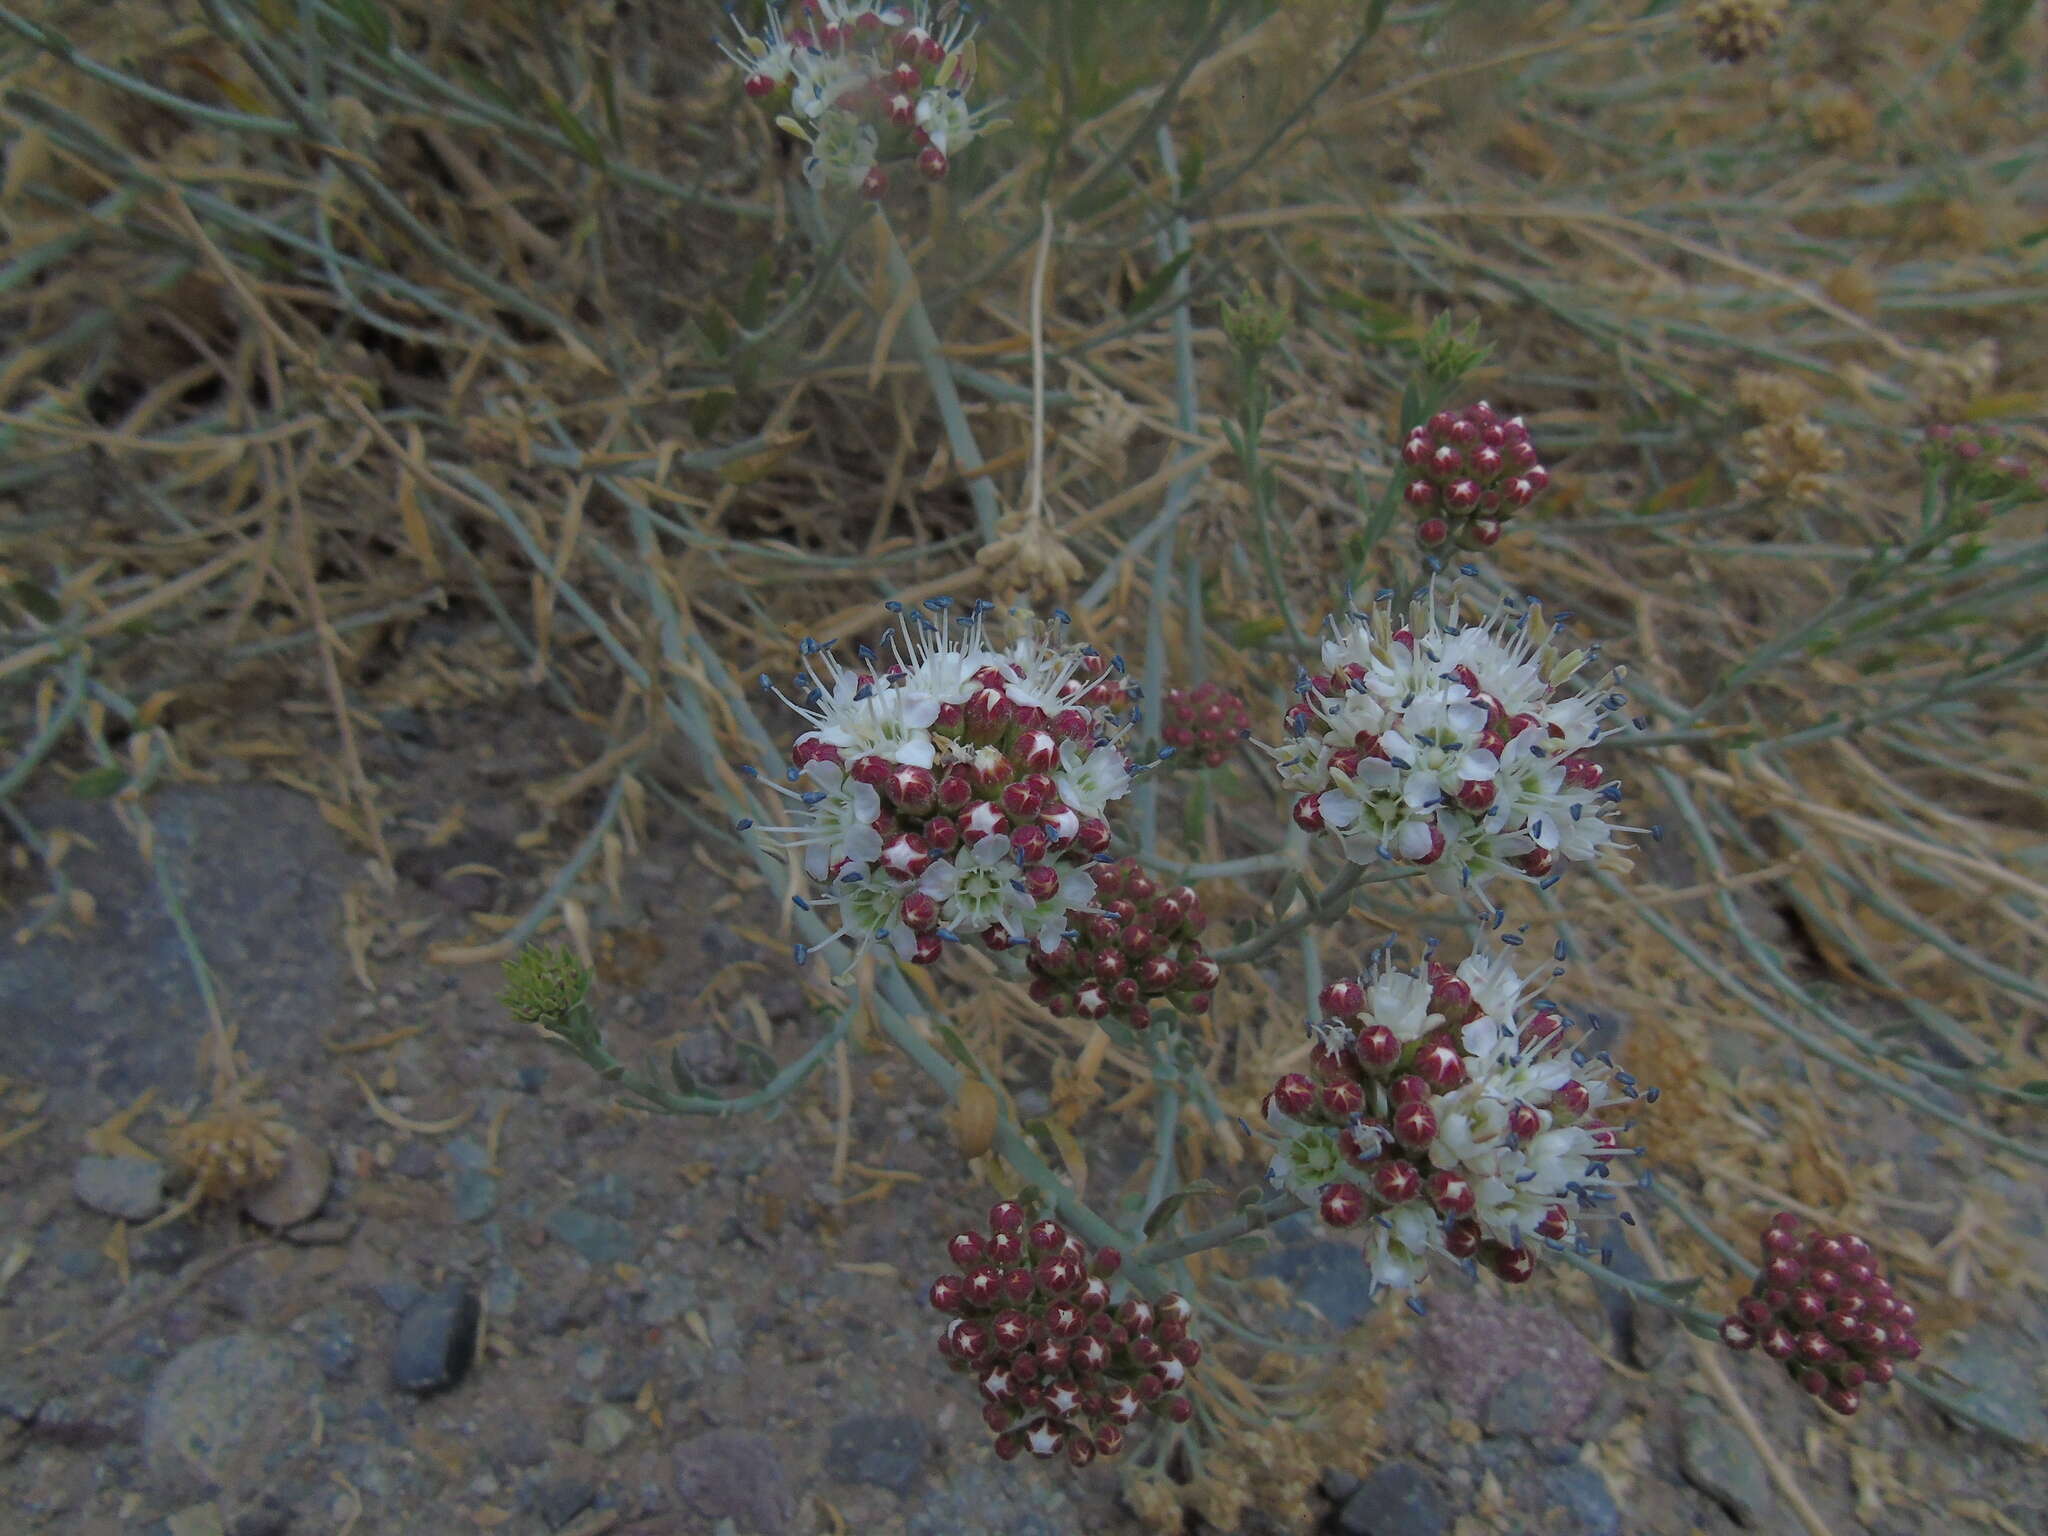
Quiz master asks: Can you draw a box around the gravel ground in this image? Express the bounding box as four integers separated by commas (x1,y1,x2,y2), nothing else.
2,708,2042,1536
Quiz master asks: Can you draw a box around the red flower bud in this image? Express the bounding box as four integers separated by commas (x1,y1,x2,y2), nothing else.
1426,1169,1476,1217
1320,977,1366,1019
1393,1099,1437,1149
1492,1245,1535,1284
1321,1078,1367,1117
1320,1183,1366,1228
1415,1041,1466,1090
1270,1073,1317,1118
1354,1023,1402,1071
1371,1159,1422,1205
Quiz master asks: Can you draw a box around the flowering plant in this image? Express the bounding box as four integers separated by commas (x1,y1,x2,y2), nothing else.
748,600,1141,969
930,1200,1201,1465
721,1,1003,194
1267,590,1636,895
1260,945,1640,1294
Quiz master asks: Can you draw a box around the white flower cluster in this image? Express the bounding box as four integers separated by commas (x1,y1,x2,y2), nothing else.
1265,590,1636,898
750,600,1135,968
1259,946,1642,1295
721,2,1002,194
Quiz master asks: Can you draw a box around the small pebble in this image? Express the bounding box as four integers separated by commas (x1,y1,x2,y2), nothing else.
242,1135,332,1230
391,1285,480,1395
73,1155,165,1222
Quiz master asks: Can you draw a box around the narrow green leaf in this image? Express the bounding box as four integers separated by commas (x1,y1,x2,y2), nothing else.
689,390,735,438
69,765,128,799
669,1044,701,1095
594,51,624,148
738,256,775,332
332,0,391,53
541,91,607,170
933,1022,982,1075
1232,616,1286,645
8,580,61,624
697,305,735,359
1143,1190,1192,1238
734,1039,776,1086
1142,1179,1225,1238
1122,248,1194,316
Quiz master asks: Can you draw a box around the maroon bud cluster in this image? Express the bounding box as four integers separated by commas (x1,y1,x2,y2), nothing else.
931,1201,1200,1466
1072,650,1137,718
1718,1212,1920,1417
1400,401,1550,554
1160,683,1251,769
1260,954,1630,1291
1923,424,2048,508
724,2,987,198
1025,858,1219,1031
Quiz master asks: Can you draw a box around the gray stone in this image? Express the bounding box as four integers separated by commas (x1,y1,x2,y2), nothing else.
1938,1326,2048,1446
1679,1396,1773,1526
453,1170,500,1223
282,1214,357,1247
1416,1293,1604,1435
484,1264,521,1318
1337,1460,1448,1536
1534,1463,1620,1536
640,1273,696,1325
1251,1212,1378,1332
131,1219,201,1275
673,1429,796,1535
1321,1467,1362,1502
1596,1236,1675,1368
391,1285,479,1395
581,1404,636,1456
313,1329,358,1382
73,1155,166,1221
1481,1369,1563,1437
824,1411,928,1495
241,1136,331,1230
904,1461,1076,1536
224,1491,294,1536
370,1281,425,1315
0,1374,45,1422
546,1206,636,1266
533,1475,596,1531
143,1333,317,1504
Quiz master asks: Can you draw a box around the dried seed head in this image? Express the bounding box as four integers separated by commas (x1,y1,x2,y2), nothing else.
1692,0,1786,64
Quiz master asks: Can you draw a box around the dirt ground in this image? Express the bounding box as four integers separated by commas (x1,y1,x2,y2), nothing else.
2,687,2044,1536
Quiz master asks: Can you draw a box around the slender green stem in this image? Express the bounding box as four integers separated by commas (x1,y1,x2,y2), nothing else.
0,650,89,798
1135,1193,1303,1268
1215,863,1385,965
872,211,1001,541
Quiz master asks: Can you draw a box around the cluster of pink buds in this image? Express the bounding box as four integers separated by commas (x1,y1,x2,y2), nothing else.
1400,402,1550,553
1923,424,2048,504
1259,945,1640,1294
930,1201,1200,1466
749,600,1145,969
1264,589,1639,897
1718,1213,1920,1417
1160,682,1250,768
720,2,1003,196
1024,858,1220,1030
